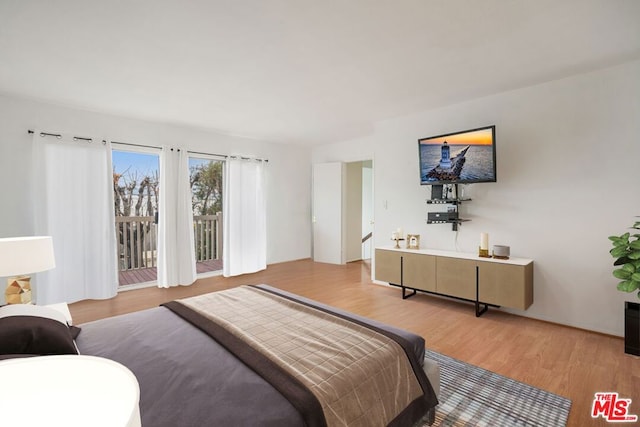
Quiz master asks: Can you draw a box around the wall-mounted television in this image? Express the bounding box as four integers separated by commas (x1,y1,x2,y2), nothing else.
418,125,496,185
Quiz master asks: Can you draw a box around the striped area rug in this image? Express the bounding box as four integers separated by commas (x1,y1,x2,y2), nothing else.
424,350,571,426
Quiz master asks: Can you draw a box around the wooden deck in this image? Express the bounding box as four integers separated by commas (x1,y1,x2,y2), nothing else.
118,259,223,286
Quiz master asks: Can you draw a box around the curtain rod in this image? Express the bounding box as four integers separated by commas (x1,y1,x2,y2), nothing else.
187,150,227,159
188,150,268,163
28,130,268,162
111,140,162,150
28,129,97,144
229,155,269,163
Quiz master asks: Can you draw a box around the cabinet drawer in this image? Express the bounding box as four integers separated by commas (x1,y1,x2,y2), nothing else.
375,249,402,285
403,252,436,292
436,257,476,300
478,262,533,309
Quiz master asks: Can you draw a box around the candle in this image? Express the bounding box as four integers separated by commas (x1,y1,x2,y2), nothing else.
397,228,404,239
480,233,489,250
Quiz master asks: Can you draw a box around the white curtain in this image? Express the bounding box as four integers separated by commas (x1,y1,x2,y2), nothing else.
157,148,196,287
32,134,118,304
223,158,267,277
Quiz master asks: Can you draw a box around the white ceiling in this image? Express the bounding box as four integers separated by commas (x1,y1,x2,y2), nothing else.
1,0,639,146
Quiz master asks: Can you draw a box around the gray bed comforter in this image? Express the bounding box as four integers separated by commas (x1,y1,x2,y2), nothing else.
76,285,431,426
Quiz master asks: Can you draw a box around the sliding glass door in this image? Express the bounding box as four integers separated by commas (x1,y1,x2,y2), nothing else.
189,156,224,275
112,148,160,287
112,149,224,286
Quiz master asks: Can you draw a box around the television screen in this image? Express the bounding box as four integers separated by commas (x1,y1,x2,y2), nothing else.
419,125,496,185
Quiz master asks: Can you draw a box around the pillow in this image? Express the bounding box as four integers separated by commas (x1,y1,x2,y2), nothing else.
69,325,82,339
0,305,79,355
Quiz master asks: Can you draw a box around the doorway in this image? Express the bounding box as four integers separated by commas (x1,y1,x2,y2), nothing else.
312,160,373,265
346,160,373,262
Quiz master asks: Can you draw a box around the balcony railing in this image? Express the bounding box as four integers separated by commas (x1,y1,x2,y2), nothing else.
116,213,222,285
193,214,223,263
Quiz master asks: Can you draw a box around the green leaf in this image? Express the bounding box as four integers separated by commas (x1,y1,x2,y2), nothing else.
617,280,639,292
611,219,640,297
609,235,625,244
614,256,631,266
614,268,632,279
610,246,630,258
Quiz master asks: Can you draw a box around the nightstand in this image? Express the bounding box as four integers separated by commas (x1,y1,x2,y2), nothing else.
44,302,73,325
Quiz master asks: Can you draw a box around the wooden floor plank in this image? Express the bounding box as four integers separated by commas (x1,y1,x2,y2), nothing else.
70,259,640,427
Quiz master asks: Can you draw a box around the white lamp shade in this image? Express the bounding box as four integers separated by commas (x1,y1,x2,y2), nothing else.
0,236,56,276
0,355,141,427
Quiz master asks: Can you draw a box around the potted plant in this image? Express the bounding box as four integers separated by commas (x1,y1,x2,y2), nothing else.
609,218,640,356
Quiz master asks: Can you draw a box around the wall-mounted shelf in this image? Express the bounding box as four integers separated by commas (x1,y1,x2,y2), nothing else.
426,198,471,205
426,184,470,230
426,218,471,225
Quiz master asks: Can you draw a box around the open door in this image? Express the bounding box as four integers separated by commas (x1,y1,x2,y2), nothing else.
312,162,345,264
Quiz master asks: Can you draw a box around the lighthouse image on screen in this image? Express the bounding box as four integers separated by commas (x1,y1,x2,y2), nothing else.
418,125,496,185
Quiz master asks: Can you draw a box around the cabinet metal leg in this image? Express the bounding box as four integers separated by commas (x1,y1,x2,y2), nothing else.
402,286,417,299
475,301,489,317
475,266,488,317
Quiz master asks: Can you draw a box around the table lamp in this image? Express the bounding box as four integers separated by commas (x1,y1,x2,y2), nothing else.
0,236,56,304
0,355,141,427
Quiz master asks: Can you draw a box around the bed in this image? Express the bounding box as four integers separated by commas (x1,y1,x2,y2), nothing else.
2,285,439,426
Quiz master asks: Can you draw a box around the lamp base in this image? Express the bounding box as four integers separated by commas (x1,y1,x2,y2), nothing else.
5,276,32,304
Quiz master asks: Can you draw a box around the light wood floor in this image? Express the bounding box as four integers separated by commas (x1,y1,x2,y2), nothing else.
70,259,639,427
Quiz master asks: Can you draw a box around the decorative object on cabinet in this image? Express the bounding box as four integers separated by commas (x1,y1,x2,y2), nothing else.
479,232,490,258
0,236,56,304
392,238,405,249
391,228,405,249
492,245,510,259
406,234,420,249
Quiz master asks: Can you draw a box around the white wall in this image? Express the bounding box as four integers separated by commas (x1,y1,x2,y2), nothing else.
0,94,312,268
313,60,640,336
345,161,363,262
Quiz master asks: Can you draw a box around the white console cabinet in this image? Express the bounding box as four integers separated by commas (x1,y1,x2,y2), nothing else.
375,247,533,316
